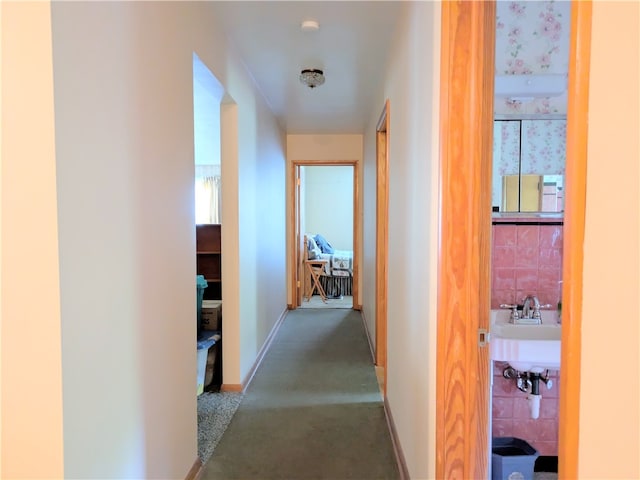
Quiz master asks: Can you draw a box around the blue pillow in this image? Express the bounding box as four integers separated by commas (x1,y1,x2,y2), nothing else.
314,234,334,254
307,236,321,259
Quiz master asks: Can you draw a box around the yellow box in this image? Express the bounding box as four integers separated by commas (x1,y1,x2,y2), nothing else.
201,300,222,331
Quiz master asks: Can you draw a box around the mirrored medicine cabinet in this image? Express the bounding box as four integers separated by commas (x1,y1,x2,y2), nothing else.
492,117,566,215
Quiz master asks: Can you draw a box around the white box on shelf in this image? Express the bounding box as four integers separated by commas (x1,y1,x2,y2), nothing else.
201,300,222,331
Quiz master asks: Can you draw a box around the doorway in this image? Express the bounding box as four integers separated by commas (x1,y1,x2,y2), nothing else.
489,1,571,473
290,161,359,311
437,2,590,479
375,100,390,393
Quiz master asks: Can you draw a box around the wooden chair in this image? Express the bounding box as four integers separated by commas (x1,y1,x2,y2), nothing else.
304,258,328,302
302,235,328,302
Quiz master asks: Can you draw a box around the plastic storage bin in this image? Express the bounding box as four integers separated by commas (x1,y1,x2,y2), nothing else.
492,437,539,480
196,344,209,395
197,332,220,395
196,275,208,332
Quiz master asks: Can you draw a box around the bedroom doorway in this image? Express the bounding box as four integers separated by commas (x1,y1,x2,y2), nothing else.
290,161,359,310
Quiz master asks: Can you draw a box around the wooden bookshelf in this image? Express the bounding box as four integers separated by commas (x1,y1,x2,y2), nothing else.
196,224,222,300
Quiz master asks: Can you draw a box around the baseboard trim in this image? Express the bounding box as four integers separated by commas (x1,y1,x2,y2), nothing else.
221,307,288,393
241,307,288,390
384,396,410,480
220,383,243,392
360,310,376,364
220,308,289,392
185,457,203,480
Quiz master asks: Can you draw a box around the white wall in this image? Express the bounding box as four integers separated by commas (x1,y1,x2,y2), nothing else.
304,166,353,251
234,82,287,381
52,3,164,475
193,54,223,167
579,2,639,478
287,135,363,162
2,2,287,478
362,3,441,479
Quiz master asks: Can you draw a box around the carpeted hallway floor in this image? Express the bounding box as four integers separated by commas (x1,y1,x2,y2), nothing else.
201,308,400,480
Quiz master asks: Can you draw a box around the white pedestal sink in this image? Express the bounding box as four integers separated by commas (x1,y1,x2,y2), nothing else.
490,309,561,372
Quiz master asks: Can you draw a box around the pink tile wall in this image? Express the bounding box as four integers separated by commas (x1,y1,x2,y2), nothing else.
491,223,563,456
492,224,563,309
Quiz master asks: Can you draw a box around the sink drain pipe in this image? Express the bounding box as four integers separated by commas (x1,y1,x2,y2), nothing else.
502,367,553,419
527,373,542,419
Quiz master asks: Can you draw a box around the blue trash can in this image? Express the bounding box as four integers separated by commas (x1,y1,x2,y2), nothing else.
196,275,208,333
492,437,539,480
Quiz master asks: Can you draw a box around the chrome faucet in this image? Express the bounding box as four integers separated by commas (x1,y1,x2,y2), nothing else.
522,295,541,321
500,295,551,324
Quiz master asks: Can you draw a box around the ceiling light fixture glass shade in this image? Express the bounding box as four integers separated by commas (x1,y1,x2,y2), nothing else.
300,20,320,32
299,69,325,89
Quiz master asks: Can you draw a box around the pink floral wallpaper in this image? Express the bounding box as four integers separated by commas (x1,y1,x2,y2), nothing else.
493,121,521,176
492,119,566,209
521,119,566,174
495,1,571,115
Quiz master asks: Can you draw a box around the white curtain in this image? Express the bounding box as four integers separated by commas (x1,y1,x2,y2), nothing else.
195,165,221,224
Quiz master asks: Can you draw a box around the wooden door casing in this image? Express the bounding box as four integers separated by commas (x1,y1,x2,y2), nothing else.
375,100,390,376
289,161,360,310
436,1,589,478
437,2,495,478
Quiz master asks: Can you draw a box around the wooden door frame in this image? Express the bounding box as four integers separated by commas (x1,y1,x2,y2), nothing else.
375,101,389,384
558,3,591,478
294,163,305,307
437,1,590,478
437,3,495,478
289,160,360,310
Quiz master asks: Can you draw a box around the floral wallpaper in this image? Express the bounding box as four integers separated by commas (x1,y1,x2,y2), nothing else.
492,121,521,208
521,119,566,174
495,1,571,115
492,119,566,209
493,121,521,176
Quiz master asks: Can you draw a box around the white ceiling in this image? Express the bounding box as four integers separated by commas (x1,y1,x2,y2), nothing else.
209,1,404,134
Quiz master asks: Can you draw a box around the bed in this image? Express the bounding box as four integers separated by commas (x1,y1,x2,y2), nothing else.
304,234,353,297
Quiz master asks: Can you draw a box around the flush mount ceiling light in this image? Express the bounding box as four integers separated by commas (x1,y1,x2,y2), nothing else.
299,69,325,89
300,20,320,32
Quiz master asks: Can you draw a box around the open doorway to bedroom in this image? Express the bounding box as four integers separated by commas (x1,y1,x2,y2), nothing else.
291,161,359,310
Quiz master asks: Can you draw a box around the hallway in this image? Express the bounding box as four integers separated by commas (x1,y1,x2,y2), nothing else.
201,309,399,479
